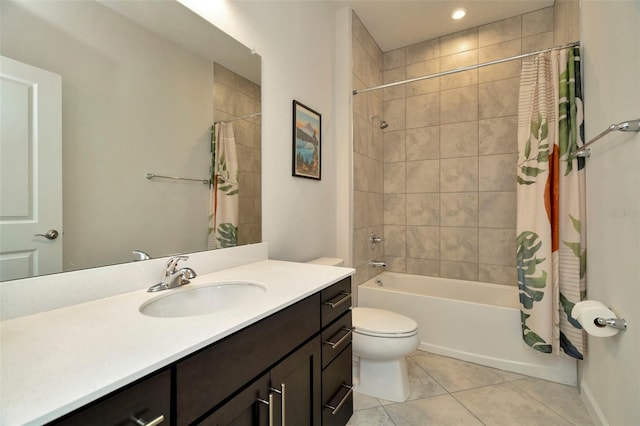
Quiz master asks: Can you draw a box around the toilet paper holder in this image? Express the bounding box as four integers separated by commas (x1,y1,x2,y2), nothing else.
595,317,627,331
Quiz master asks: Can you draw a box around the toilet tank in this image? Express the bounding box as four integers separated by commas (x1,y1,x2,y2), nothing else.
306,257,344,267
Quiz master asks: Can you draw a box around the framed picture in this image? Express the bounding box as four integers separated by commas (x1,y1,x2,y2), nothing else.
292,100,321,180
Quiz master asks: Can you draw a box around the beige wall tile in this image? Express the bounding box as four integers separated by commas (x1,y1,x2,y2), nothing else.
354,152,368,191
478,39,522,83
384,47,407,70
370,127,384,162
479,116,518,155
478,228,516,266
479,154,517,191
478,78,520,119
407,226,440,259
479,264,517,286
354,227,371,266
406,258,440,276
384,130,406,162
214,81,235,115
384,162,406,193
406,93,440,129
384,193,406,225
441,87,478,124
441,192,478,227
406,126,440,160
479,192,516,228
407,160,440,193
407,39,440,64
369,192,384,226
353,114,370,155
406,59,440,96
369,157,384,193
440,50,478,90
440,261,479,281
440,157,478,192
440,28,478,56
522,31,554,53
383,67,406,101
440,121,478,158
441,227,478,263
354,190,370,228
523,7,554,37
385,256,407,273
383,98,406,132
407,193,440,226
554,0,580,46
479,16,521,47
214,63,235,87
384,225,406,257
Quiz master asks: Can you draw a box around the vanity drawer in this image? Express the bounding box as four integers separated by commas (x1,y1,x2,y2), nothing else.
49,369,171,426
321,277,352,327
321,310,353,368
321,344,353,426
176,293,320,426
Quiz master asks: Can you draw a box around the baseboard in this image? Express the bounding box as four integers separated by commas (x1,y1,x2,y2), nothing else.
580,380,608,426
419,342,577,386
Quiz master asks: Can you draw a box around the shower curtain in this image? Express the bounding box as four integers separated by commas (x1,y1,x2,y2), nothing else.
516,47,586,359
208,122,239,249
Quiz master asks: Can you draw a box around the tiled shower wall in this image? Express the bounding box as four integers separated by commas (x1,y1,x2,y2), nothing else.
352,7,561,286
380,8,555,285
213,63,262,246
352,13,385,286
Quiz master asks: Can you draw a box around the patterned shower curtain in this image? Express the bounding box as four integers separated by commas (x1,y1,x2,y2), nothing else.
516,47,587,359
208,122,239,249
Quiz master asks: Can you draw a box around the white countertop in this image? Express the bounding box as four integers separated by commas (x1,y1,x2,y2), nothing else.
0,260,353,426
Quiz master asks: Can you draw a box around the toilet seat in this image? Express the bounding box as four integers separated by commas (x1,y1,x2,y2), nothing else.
352,307,418,338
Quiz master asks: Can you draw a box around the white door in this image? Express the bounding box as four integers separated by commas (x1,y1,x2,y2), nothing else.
0,55,62,281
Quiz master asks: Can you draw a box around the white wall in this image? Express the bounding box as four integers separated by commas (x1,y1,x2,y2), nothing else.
180,0,343,262
581,1,640,424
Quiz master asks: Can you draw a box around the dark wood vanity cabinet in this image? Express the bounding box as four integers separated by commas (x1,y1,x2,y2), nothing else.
47,277,353,426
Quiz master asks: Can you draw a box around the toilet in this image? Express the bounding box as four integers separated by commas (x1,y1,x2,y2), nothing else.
305,257,419,403
352,307,418,402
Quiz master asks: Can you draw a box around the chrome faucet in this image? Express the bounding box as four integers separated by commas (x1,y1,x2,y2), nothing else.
369,260,386,268
147,255,197,292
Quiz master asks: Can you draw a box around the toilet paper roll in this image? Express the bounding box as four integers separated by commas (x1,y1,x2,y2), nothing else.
572,300,619,337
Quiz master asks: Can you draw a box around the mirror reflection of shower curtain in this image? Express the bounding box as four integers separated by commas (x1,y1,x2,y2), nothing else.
208,122,239,249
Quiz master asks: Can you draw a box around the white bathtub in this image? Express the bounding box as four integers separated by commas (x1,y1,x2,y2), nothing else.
358,272,577,386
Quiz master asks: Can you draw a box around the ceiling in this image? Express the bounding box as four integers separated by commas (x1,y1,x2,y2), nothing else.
349,0,554,52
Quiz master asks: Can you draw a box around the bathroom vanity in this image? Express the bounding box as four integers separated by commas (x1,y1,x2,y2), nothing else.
0,256,353,426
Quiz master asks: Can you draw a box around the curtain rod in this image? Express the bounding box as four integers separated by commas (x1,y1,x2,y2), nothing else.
353,41,580,96
214,112,261,124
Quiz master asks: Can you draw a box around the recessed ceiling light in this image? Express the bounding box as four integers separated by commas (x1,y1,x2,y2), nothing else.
451,7,467,20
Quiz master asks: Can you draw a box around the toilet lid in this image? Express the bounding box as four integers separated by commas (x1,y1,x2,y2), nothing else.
352,307,418,336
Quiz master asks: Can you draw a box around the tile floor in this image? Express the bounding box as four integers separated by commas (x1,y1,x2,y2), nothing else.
347,350,594,426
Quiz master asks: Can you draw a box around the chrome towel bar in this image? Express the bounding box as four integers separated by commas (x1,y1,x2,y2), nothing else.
145,173,209,185
574,119,640,158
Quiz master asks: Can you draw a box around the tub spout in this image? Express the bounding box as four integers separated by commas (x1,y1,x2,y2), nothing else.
369,260,386,268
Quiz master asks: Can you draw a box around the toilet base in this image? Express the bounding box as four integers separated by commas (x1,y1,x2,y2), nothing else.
356,356,411,402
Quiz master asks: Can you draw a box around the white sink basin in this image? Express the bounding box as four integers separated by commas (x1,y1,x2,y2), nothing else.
139,280,266,318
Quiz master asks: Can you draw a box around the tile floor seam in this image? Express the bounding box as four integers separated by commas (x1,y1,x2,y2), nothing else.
448,390,489,426
505,381,583,426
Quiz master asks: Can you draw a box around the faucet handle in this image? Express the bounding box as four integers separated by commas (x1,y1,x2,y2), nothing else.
165,255,189,271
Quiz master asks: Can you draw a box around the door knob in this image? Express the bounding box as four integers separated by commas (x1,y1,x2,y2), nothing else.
34,229,59,240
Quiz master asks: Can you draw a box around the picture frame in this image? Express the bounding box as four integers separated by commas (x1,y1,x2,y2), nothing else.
292,100,321,180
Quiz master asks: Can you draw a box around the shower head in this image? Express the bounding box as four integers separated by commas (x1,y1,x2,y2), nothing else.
371,115,389,129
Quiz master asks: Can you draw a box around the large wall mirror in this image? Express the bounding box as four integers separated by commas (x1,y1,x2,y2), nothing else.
0,0,261,281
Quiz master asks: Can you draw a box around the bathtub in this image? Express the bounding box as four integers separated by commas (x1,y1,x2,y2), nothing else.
358,272,577,386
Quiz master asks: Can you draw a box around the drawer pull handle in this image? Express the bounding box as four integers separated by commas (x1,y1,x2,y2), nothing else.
257,394,274,426
323,292,351,309
324,384,354,415
270,383,286,426
323,327,355,349
132,414,164,426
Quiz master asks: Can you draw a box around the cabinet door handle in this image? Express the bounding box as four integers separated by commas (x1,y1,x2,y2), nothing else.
257,394,274,426
323,292,351,308
270,383,286,426
131,414,164,426
323,327,355,350
324,384,354,416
